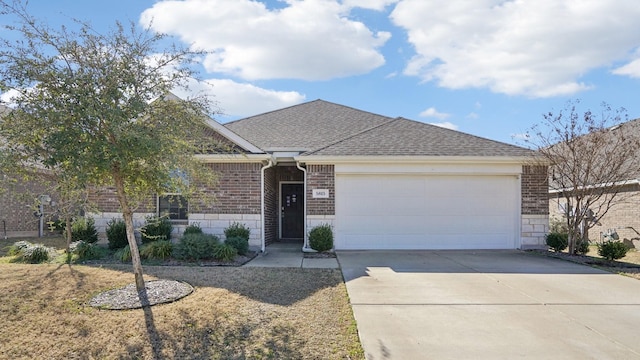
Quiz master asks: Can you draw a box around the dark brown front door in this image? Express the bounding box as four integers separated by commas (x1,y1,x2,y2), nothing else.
281,183,304,239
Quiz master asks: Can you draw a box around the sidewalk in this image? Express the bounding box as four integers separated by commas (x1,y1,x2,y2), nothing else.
244,242,339,269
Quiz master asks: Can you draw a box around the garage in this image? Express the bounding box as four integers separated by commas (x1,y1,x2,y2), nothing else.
335,173,520,250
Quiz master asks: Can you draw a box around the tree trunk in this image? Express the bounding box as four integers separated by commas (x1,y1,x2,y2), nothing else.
113,169,146,292
65,214,72,264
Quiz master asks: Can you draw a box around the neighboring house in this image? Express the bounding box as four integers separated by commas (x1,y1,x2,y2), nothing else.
6,100,549,250
548,118,640,247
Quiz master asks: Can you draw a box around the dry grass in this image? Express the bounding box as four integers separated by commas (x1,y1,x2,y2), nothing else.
0,263,364,359
539,246,640,280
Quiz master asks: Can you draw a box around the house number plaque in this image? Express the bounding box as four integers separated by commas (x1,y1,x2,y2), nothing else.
312,189,329,198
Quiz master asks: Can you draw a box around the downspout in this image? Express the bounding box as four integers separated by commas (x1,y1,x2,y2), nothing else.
260,158,275,253
296,161,310,251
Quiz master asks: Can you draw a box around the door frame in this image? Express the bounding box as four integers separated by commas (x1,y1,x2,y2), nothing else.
279,181,305,239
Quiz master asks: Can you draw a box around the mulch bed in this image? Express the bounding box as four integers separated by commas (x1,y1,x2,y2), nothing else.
89,280,194,310
303,251,336,259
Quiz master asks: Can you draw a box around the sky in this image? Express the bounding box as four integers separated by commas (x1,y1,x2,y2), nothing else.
2,0,640,145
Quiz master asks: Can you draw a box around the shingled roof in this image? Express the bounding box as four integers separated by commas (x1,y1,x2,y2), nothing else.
224,100,533,158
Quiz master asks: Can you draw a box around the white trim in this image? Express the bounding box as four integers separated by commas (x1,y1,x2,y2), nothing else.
202,118,264,154
279,181,304,240
549,179,640,194
195,154,272,163
296,162,310,251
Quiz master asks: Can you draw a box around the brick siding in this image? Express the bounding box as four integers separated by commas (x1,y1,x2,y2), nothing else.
521,165,549,215
0,179,45,235
264,166,278,244
307,165,335,216
192,163,262,214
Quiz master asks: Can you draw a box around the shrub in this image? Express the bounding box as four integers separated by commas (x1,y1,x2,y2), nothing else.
184,223,203,235
141,215,173,244
114,245,132,262
212,243,236,262
597,241,629,261
224,222,250,241
576,240,590,255
71,217,99,244
140,240,174,260
106,218,129,249
309,224,334,252
545,232,568,252
10,241,55,263
71,241,102,260
174,233,220,260
225,236,249,255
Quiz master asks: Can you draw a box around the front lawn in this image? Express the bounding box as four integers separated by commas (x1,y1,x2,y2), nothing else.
0,263,364,359
539,245,640,280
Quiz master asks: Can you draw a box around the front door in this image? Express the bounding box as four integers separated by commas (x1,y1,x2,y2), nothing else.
281,183,304,239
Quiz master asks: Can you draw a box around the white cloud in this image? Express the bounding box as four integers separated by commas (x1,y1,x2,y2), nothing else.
343,0,398,11
173,78,305,118
419,107,450,120
141,0,391,81
429,121,458,130
0,89,21,106
390,0,640,97
613,57,640,78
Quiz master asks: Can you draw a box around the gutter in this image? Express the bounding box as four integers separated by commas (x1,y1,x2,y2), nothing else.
296,161,312,252
260,157,276,253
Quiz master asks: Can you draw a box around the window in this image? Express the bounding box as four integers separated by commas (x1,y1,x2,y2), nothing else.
158,194,188,220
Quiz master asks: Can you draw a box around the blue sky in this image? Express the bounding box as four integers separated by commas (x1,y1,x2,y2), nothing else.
3,0,640,145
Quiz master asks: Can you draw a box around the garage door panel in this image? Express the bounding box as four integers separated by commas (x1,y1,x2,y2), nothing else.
336,174,518,250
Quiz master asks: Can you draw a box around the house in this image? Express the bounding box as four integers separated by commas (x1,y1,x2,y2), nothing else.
548,118,640,248
23,100,548,250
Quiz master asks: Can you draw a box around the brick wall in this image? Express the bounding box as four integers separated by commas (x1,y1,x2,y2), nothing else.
307,165,335,216
521,165,549,215
264,166,278,245
194,163,262,214
89,186,155,213
0,179,45,235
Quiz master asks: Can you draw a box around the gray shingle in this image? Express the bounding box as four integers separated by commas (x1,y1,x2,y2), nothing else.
225,100,533,157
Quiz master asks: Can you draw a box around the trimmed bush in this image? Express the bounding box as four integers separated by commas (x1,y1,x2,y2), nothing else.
212,243,236,262
114,245,131,262
224,222,250,241
140,240,174,260
597,241,629,261
141,215,173,244
309,224,334,252
184,223,203,235
71,217,99,244
576,240,590,255
71,241,103,260
174,233,220,260
106,218,128,249
545,232,568,252
225,236,249,255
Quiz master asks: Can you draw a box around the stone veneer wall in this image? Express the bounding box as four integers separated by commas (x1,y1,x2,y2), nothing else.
521,165,550,248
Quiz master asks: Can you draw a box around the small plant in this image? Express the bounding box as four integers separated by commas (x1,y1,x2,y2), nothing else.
140,240,174,260
212,243,236,262
597,241,629,261
114,245,132,262
184,223,203,235
71,217,99,244
545,232,568,252
309,224,334,252
224,222,250,241
141,215,173,243
576,240,590,255
174,233,220,260
106,218,128,249
9,241,55,263
71,241,103,261
225,236,249,255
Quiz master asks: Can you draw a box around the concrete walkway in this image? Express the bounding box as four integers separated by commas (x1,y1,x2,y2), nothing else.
338,250,640,360
244,242,339,268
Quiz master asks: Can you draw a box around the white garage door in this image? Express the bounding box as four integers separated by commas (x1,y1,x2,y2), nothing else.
335,174,519,250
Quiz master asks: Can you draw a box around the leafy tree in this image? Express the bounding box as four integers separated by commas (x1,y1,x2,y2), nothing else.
0,1,217,291
524,100,640,254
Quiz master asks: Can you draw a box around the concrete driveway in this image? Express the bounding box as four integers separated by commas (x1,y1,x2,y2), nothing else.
337,250,640,360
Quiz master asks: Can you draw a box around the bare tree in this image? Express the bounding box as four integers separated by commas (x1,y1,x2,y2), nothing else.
524,100,640,254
